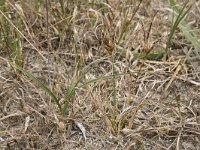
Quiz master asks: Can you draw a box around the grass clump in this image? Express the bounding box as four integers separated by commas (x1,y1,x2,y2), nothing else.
169,0,200,62
166,0,192,59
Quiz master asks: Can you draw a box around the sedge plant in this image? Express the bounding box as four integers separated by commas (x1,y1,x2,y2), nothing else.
169,0,200,62
164,0,192,59
11,57,128,116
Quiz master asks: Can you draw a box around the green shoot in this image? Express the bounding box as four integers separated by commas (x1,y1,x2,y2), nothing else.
165,0,192,58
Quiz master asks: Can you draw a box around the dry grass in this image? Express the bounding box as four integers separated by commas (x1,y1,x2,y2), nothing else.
0,0,200,149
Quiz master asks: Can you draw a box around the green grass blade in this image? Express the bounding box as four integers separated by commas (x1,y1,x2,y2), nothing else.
61,57,109,115
169,0,200,60
59,0,65,14
166,1,192,51
11,62,62,111
61,72,128,115
178,20,200,52
61,80,77,115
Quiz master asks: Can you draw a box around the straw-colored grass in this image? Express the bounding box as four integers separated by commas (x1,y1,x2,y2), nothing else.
0,0,199,149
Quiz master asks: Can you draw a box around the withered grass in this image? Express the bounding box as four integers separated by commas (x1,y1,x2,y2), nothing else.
0,0,200,149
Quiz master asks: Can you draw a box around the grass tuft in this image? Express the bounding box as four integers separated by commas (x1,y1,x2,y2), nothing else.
165,0,192,59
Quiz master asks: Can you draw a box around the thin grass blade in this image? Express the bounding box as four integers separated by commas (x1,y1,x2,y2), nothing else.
166,1,192,51
11,62,62,111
